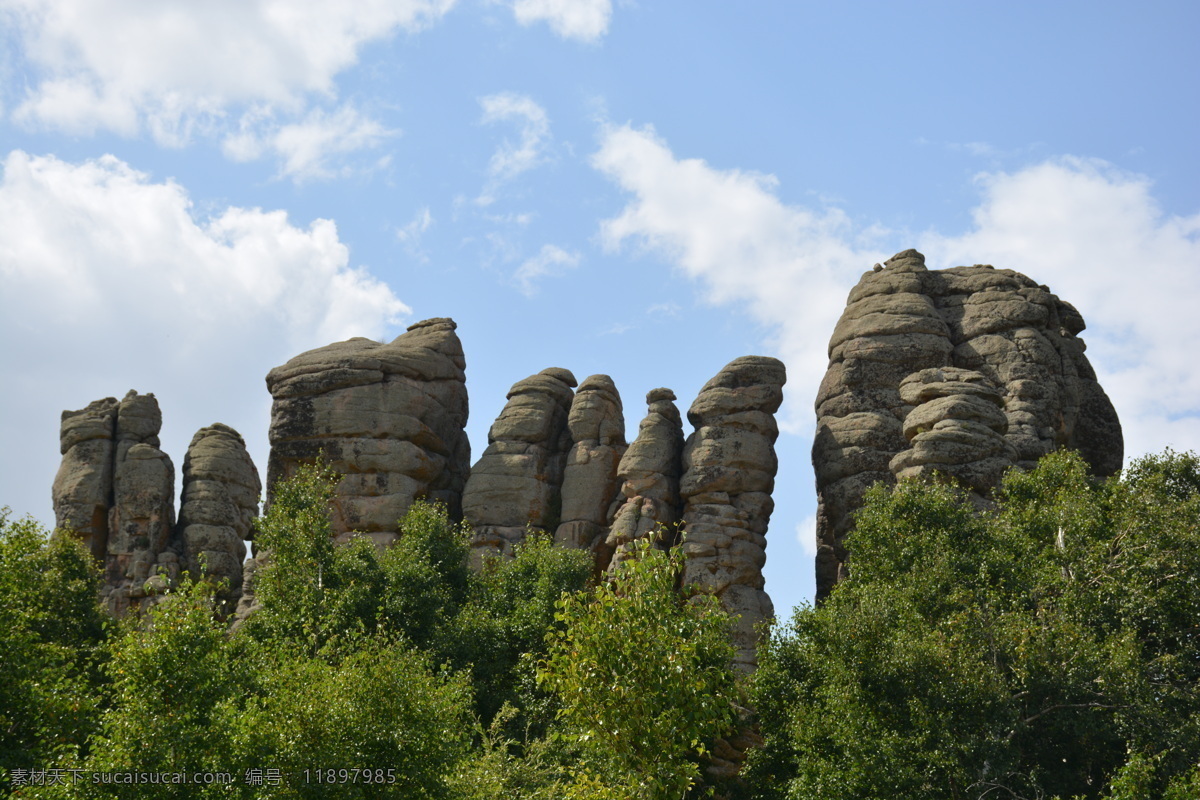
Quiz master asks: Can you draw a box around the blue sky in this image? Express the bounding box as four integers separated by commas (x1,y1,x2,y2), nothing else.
2,1,1198,619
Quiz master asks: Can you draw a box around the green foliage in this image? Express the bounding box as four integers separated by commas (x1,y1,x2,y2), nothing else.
231,637,475,799
73,577,246,798
453,533,593,726
0,510,107,786
539,537,739,799
747,450,1200,800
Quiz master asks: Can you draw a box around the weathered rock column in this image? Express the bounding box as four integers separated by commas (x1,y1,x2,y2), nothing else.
681,356,786,672
605,387,685,572
178,423,261,615
265,317,470,546
53,396,120,560
463,368,576,564
105,392,177,616
554,375,627,568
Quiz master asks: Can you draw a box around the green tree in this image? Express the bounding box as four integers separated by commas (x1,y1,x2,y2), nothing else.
452,533,593,727
746,450,1200,800
72,577,246,799
0,510,107,789
538,537,739,799
229,637,474,799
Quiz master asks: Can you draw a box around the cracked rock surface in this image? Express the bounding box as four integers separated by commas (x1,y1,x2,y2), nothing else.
681,356,786,672
814,250,1123,600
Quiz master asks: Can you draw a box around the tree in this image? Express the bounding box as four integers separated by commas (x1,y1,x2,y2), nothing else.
0,510,107,788
746,450,1200,799
538,537,739,799
72,577,246,799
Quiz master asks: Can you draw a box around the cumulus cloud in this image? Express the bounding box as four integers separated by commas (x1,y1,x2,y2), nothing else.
223,104,396,181
2,0,451,163
591,122,887,430
510,0,612,42
0,149,409,523
478,92,551,189
514,243,580,295
593,124,1200,462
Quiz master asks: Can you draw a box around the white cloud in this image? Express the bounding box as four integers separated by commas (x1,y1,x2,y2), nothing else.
796,513,818,558
0,149,410,522
3,0,452,151
479,92,551,186
223,104,396,182
510,0,612,41
0,150,408,344
397,206,434,244
593,124,1200,463
514,243,580,295
591,122,887,431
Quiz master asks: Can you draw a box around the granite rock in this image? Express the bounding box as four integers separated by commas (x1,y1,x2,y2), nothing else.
265,317,470,546
814,250,1123,599
179,423,261,615
553,375,627,567
463,367,576,563
606,388,685,572
681,356,786,672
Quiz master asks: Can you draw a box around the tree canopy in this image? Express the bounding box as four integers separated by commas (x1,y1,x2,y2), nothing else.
747,449,1200,800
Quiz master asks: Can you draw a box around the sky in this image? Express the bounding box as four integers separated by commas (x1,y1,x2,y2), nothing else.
1,1,1198,621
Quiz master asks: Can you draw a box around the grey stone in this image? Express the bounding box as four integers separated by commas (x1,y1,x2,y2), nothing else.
265,317,470,534
681,357,786,671
554,375,627,567
814,251,1123,600
606,388,685,572
178,423,261,616
463,367,575,563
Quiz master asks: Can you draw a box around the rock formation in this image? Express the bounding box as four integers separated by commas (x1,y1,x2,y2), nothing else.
889,367,1017,499
265,317,470,546
53,392,260,617
814,249,1123,599
51,317,788,683
553,375,627,567
463,368,576,563
178,424,262,614
681,356,787,672
53,396,120,561
53,391,178,616
605,388,685,571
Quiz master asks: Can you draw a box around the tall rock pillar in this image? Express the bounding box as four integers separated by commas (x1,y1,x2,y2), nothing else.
463,368,576,564
605,388,685,571
178,423,261,615
554,374,627,569
53,391,177,616
681,356,786,672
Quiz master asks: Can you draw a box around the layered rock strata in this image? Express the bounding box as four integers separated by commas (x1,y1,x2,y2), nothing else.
53,396,120,560
178,424,262,614
265,318,470,546
889,367,1018,500
463,368,576,563
681,356,786,672
53,391,178,616
605,388,685,572
553,375,627,567
814,249,1123,599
